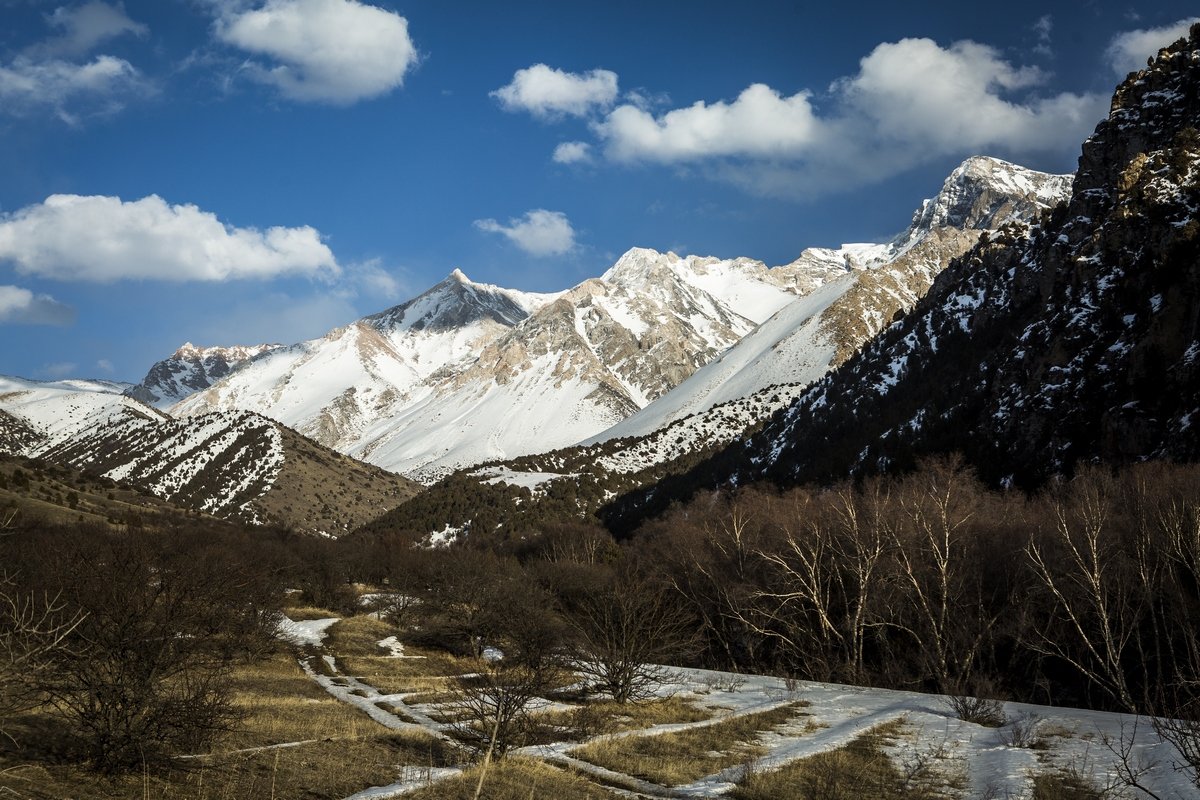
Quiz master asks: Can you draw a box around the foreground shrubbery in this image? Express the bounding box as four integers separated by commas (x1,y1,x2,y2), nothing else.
0,517,294,773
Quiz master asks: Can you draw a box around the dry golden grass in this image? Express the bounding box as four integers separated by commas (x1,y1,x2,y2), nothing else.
538,696,713,740
0,649,464,800
219,650,379,750
0,732,458,800
405,757,622,800
281,604,343,621
573,702,808,787
326,614,396,654
346,646,480,686
731,720,945,800
1031,773,1104,800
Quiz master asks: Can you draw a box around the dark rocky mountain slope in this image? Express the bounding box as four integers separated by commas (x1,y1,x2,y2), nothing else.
604,25,1200,529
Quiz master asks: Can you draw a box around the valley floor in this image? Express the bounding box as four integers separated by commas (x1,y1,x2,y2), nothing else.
291,614,1194,800
3,606,1192,799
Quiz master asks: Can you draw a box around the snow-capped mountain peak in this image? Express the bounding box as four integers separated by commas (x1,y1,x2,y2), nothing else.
895,156,1073,252
589,155,1073,445
126,341,283,409
366,268,558,335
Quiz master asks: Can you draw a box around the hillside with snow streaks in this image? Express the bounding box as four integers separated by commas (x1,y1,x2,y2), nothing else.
174,249,840,481
0,376,419,533
602,27,1200,513
0,375,166,450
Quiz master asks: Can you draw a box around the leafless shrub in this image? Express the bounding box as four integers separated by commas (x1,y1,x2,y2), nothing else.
947,693,1006,727
703,672,747,692
1002,713,1042,748
568,573,696,703
448,663,549,759
0,574,84,741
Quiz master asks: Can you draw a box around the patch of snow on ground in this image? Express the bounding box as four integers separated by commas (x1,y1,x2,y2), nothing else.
275,615,340,647
478,467,573,491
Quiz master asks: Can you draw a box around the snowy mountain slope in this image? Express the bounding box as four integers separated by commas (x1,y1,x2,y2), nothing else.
592,156,1072,444
360,156,1075,539
604,25,1200,521
0,375,419,533
174,248,847,481
126,342,283,408
173,270,563,479
0,374,168,448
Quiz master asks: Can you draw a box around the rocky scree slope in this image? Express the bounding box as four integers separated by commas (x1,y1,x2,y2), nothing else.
604,25,1200,527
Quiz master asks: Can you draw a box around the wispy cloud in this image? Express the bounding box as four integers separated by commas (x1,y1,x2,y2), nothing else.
1032,15,1053,57
474,209,576,257
0,1,149,122
1105,17,1199,76
29,2,148,59
40,361,78,379
552,141,592,164
0,285,75,325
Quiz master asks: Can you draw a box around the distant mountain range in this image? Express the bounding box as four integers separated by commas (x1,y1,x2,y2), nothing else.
0,149,1075,535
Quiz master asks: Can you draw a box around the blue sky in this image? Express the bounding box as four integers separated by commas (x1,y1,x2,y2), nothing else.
0,0,1196,382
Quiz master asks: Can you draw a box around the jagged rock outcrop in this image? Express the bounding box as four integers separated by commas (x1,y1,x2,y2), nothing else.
126,342,282,408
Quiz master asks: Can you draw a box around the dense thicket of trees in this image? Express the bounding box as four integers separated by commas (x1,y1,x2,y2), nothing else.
624,459,1200,717
0,517,296,773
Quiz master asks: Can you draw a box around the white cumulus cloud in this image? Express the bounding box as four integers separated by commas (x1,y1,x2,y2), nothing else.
578,37,1106,196
553,141,592,164
1105,18,1199,76
835,38,1102,156
216,0,418,104
474,209,576,257
0,285,75,325
596,83,821,163
492,64,618,118
0,194,339,282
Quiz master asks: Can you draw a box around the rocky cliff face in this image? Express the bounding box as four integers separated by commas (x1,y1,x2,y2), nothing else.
126,342,282,408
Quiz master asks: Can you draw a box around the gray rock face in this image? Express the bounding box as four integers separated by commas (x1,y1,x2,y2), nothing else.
126,342,282,409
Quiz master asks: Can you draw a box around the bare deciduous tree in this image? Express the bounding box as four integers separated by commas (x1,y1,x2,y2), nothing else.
569,573,695,703
0,573,83,741
1025,470,1144,711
